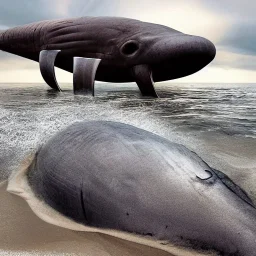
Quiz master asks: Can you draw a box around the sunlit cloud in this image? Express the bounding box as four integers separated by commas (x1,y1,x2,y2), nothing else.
0,66,73,83
213,50,256,71
116,0,230,43
53,0,73,16
171,66,256,83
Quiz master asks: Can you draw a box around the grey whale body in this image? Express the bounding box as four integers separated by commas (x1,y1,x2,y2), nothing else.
27,121,256,255
0,17,216,96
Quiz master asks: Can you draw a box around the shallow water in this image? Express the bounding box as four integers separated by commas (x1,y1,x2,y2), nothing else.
0,82,255,181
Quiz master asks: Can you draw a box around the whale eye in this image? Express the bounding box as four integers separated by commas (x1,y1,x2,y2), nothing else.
121,41,139,56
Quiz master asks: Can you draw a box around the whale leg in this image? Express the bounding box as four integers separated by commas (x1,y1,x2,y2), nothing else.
73,57,101,96
39,50,61,91
132,65,158,98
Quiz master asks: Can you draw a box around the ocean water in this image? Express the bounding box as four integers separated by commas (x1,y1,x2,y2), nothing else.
0,82,255,181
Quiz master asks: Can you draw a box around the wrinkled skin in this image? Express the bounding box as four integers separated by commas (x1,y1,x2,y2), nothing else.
28,121,256,256
0,17,215,82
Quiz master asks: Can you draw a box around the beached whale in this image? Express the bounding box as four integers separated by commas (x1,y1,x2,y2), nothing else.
13,121,255,256
0,17,215,96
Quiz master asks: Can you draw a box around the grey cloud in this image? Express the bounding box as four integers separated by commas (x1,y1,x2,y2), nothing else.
0,0,119,28
0,51,16,60
0,0,59,27
201,0,256,20
201,0,256,58
0,51,39,70
219,23,256,56
213,52,256,71
65,0,119,18
0,49,38,62
229,61,256,71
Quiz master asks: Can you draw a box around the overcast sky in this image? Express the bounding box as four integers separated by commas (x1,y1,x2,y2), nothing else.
0,0,255,83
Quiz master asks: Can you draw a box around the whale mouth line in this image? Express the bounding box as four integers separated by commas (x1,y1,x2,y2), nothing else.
212,168,255,209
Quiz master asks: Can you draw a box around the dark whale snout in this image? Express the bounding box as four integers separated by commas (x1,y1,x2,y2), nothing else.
150,35,216,81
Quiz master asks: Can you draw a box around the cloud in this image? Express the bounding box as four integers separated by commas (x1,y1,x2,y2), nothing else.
175,65,256,83
200,0,256,57
0,52,38,70
200,0,256,20
0,0,60,27
218,22,256,56
0,0,120,28
63,0,119,17
213,50,256,71
114,0,229,43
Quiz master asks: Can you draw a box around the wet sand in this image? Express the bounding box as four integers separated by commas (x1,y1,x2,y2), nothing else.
0,179,215,256
0,181,174,256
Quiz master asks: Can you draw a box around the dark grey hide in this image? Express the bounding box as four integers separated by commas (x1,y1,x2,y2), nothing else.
28,121,256,256
0,17,216,96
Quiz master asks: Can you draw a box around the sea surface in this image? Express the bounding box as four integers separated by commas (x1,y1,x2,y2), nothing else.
0,82,255,181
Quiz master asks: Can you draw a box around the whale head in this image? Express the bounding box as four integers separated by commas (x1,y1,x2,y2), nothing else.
111,19,216,82
48,17,215,83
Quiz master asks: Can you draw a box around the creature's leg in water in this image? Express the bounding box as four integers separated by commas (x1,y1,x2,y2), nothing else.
73,57,101,96
132,64,158,98
39,50,61,91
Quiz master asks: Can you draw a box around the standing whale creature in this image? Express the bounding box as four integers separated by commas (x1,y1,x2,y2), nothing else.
0,17,216,97
11,121,256,256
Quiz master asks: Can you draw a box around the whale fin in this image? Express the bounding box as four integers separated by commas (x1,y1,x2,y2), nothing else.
73,57,101,96
132,65,158,98
39,50,61,91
